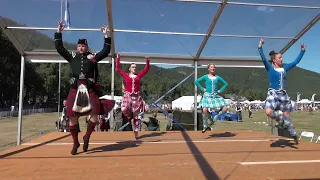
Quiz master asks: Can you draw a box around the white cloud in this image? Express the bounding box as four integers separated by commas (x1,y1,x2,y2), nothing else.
256,6,274,13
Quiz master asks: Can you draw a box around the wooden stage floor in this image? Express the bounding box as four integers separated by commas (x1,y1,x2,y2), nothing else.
1,130,320,180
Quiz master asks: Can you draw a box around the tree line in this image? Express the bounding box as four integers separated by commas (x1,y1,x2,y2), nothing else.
1,18,320,108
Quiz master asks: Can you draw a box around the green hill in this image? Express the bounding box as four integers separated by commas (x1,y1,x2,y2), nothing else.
2,17,76,51
169,66,320,100
1,17,319,106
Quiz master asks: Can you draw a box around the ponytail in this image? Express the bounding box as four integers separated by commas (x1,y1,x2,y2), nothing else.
269,50,278,64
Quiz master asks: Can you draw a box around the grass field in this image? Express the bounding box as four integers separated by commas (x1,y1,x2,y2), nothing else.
0,113,91,151
0,110,319,151
0,113,58,150
159,110,320,135
208,110,320,136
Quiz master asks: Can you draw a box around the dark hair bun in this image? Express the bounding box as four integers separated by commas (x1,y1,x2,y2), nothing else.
269,50,276,56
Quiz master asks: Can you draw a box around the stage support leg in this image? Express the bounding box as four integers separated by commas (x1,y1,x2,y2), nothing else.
194,60,198,131
57,63,61,132
17,55,25,145
271,117,275,135
110,57,115,131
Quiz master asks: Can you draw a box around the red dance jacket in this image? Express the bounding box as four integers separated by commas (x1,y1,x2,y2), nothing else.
116,57,150,94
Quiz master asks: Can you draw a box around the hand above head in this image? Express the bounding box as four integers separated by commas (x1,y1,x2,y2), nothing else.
57,21,65,33
258,39,264,48
101,24,109,37
300,43,306,51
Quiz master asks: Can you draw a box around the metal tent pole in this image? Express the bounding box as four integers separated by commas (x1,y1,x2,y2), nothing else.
57,63,61,131
17,56,25,145
194,61,198,131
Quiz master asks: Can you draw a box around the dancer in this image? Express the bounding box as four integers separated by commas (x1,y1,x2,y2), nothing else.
195,63,229,133
258,39,305,144
54,21,115,155
116,53,150,139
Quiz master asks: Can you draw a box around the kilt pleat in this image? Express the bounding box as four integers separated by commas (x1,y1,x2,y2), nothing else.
121,92,148,113
199,92,228,109
66,80,115,118
99,99,116,115
66,88,100,118
265,89,293,112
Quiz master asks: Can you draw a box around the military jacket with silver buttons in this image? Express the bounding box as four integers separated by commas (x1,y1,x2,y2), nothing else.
54,32,111,82
258,47,305,91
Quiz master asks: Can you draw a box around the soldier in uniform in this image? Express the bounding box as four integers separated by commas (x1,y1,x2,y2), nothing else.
54,21,115,155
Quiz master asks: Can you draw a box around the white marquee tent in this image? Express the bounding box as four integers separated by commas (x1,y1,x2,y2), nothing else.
172,96,233,110
172,96,202,110
100,95,123,102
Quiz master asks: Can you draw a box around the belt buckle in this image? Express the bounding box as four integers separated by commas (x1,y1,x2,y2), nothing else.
79,73,86,80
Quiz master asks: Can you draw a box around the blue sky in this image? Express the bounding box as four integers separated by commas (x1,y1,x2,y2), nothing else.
1,0,320,72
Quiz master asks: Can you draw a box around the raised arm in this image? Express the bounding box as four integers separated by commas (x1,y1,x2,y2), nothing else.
258,39,272,71
95,25,112,62
115,53,127,77
137,57,150,77
194,75,207,91
217,76,228,93
284,44,306,71
54,21,72,62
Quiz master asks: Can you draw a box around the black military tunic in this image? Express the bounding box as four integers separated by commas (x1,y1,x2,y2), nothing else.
54,32,111,83
54,32,114,118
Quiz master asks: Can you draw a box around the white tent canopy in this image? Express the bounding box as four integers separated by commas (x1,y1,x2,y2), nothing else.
100,95,123,102
172,96,202,110
297,99,312,104
172,96,233,110
250,100,265,104
240,100,250,104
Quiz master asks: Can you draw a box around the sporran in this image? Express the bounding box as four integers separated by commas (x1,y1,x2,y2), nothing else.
72,84,91,113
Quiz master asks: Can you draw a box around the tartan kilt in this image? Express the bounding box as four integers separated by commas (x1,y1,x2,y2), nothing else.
121,92,148,113
66,82,115,118
99,99,115,115
99,119,110,131
265,89,293,112
199,92,228,109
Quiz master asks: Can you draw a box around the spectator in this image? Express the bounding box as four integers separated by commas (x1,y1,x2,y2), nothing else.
141,112,160,131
